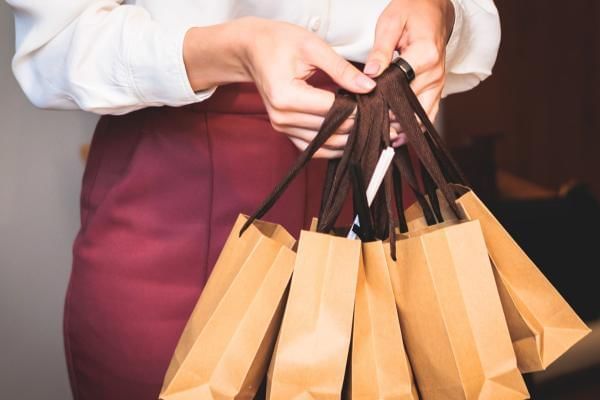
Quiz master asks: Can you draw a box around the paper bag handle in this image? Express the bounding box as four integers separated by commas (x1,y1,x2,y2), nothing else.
378,66,461,218
393,146,438,232
240,91,356,236
317,90,389,233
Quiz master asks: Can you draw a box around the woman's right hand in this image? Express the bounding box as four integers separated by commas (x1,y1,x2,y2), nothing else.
183,17,397,158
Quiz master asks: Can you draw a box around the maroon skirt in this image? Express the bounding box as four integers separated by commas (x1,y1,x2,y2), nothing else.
64,77,416,399
63,78,348,399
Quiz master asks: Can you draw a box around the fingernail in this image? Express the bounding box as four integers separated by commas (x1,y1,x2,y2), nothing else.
392,133,408,148
363,61,380,76
355,75,376,91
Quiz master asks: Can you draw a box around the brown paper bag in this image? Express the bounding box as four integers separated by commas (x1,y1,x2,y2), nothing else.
347,240,418,400
267,230,361,399
386,219,529,399
160,214,295,400
405,189,591,372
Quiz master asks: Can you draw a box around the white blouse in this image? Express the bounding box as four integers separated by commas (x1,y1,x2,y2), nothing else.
8,0,500,115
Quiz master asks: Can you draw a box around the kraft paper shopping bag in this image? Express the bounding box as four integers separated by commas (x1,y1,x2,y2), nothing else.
386,219,529,399
456,189,590,372
394,55,591,373
160,214,295,400
405,186,591,372
267,230,361,399
347,240,418,400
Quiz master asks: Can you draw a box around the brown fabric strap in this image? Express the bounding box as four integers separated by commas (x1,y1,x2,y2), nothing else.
382,167,397,259
350,163,376,242
378,67,461,218
240,91,356,235
401,76,469,187
243,63,469,247
421,162,445,223
317,90,381,232
393,146,437,227
318,158,339,220
360,92,388,238
376,92,397,257
392,163,408,233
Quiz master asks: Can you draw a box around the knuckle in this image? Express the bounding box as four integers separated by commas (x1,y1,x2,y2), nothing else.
268,91,290,110
269,110,287,127
270,122,284,133
290,137,306,150
339,119,354,133
299,35,318,55
300,36,320,58
420,42,442,69
327,135,347,149
332,57,353,80
315,148,335,159
377,15,402,36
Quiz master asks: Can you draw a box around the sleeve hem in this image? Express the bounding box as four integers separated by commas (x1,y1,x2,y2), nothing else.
442,0,501,96
442,69,491,97
446,0,465,68
127,21,217,108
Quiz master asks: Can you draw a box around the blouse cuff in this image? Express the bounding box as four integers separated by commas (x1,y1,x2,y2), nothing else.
127,21,217,108
442,0,501,96
446,0,465,65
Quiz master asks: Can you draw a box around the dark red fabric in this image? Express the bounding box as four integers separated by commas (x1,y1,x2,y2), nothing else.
64,78,414,399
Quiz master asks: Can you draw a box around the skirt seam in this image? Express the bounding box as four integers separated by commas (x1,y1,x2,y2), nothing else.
203,112,215,283
80,117,111,231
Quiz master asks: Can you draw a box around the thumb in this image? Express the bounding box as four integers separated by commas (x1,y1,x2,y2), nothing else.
364,16,407,77
310,41,376,93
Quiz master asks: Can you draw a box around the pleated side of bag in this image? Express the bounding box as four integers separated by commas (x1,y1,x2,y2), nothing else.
456,190,591,372
405,188,591,372
160,214,295,399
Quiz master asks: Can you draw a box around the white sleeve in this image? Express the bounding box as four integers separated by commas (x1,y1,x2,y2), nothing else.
8,0,216,115
443,0,501,97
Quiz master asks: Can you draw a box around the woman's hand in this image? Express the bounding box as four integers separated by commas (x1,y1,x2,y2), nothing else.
364,0,455,146
184,17,402,158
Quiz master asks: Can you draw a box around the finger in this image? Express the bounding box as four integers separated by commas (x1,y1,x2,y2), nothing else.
284,127,350,150
390,124,408,148
308,41,376,93
364,12,407,77
314,148,344,158
271,109,356,131
392,133,408,147
389,125,399,140
266,83,335,116
399,39,444,91
289,137,344,159
389,87,440,149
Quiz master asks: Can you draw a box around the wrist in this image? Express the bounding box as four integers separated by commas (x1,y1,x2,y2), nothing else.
183,20,252,92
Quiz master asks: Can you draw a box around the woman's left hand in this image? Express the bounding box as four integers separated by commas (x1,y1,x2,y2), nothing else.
365,0,455,145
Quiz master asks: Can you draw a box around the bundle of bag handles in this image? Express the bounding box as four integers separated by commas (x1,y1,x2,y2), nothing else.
241,59,471,260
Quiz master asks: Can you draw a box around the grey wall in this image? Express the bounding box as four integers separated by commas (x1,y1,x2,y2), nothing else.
0,2,97,398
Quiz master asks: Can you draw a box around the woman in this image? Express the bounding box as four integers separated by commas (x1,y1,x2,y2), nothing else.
9,0,500,399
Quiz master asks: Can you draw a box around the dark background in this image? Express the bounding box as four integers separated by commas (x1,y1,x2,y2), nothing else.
444,0,600,199
442,1,600,398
